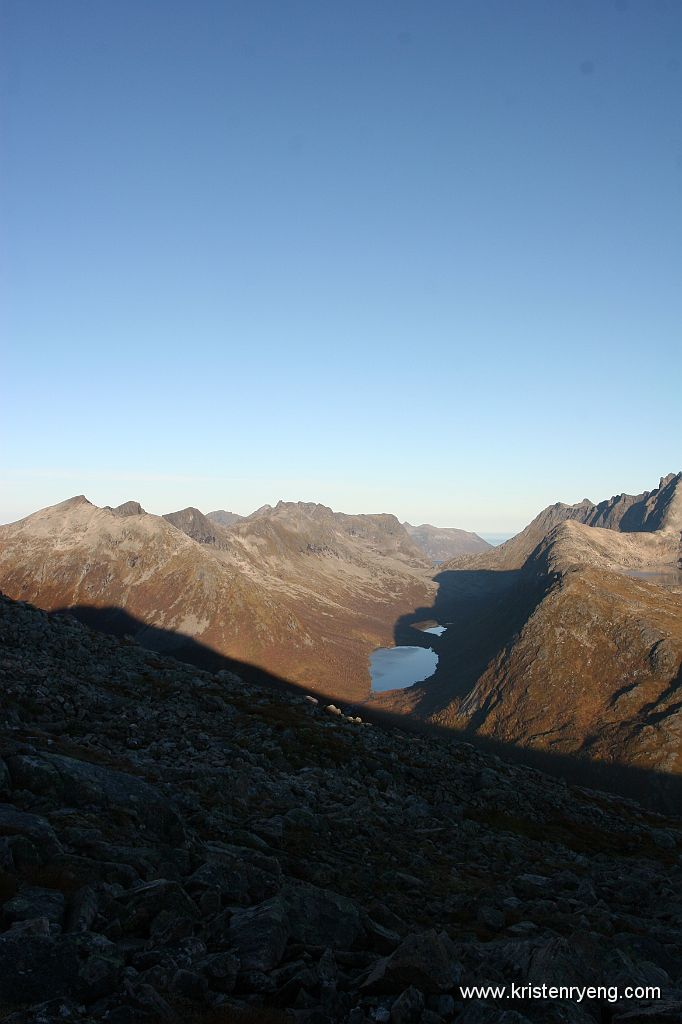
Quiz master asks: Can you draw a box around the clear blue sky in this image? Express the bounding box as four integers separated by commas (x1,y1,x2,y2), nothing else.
2,0,680,531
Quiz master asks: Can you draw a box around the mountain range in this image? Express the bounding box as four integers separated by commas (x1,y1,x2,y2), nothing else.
0,497,435,700
1,474,681,803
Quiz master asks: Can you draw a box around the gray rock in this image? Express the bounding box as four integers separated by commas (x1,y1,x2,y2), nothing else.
77,948,124,1000
284,882,365,948
170,967,208,1001
2,885,65,927
196,951,240,993
363,931,459,994
115,878,198,936
0,803,63,858
7,753,183,840
227,896,290,971
390,985,424,1023
455,1006,532,1023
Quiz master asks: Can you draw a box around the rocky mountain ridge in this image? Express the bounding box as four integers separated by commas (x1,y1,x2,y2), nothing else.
446,474,682,573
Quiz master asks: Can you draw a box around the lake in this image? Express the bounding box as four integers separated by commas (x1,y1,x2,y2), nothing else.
369,645,439,692
369,624,447,692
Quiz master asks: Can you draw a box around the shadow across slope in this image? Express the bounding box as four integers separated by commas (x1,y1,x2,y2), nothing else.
384,567,547,716
48,599,682,816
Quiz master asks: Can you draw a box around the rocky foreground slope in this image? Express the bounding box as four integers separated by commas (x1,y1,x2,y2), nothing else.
1,594,682,1024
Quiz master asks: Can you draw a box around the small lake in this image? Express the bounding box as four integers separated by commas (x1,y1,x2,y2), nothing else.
369,624,447,693
370,646,438,692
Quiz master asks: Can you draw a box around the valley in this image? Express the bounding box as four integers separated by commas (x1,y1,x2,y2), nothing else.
1,473,681,807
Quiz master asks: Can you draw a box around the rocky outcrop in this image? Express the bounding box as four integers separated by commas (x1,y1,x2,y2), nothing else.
0,593,681,1023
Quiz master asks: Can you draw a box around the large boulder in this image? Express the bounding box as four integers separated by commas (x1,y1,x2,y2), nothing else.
114,879,198,936
0,804,63,859
2,885,65,927
363,930,459,994
283,882,365,949
6,753,183,840
227,896,290,972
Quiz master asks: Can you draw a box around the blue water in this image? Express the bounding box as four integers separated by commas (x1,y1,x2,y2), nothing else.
370,645,438,692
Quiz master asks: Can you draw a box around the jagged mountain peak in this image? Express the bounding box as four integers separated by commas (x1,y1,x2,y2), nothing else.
111,500,146,516
57,494,92,510
444,472,682,572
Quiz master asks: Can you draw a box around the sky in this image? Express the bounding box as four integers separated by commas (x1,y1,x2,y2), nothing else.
1,0,680,532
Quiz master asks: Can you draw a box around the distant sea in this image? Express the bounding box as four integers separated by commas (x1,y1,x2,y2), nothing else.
479,533,515,547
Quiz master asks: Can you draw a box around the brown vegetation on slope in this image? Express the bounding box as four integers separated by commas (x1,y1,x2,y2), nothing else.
0,496,435,701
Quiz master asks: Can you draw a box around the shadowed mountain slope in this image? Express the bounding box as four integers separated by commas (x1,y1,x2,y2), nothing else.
375,473,682,785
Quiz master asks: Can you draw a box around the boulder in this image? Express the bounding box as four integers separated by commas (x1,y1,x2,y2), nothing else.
2,885,65,927
283,882,365,949
0,804,63,859
227,896,290,972
391,985,425,1023
6,753,183,840
363,930,459,994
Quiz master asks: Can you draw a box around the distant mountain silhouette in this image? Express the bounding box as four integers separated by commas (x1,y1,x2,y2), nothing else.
402,521,490,563
207,509,244,527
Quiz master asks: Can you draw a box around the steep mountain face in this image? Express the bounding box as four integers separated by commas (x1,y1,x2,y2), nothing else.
1,593,681,1023
375,473,682,795
434,565,682,776
402,522,490,564
106,500,146,517
0,497,434,700
207,509,243,527
446,473,682,572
